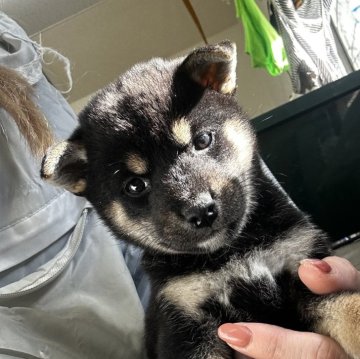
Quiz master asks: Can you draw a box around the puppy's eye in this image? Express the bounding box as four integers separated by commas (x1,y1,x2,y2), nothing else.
194,132,212,150
124,177,150,197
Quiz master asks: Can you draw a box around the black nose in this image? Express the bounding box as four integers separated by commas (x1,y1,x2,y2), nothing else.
182,195,218,228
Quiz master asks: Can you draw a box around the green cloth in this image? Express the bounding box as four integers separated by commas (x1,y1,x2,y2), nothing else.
234,0,289,76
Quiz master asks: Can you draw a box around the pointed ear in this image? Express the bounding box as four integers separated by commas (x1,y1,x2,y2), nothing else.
41,139,88,195
181,40,237,94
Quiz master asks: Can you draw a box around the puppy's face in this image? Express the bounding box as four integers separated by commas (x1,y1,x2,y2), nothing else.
41,41,256,254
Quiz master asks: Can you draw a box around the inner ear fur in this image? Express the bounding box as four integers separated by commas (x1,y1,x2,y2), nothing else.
41,139,88,195
181,40,237,94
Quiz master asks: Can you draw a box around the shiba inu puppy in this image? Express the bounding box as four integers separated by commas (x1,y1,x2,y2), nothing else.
41,41,360,359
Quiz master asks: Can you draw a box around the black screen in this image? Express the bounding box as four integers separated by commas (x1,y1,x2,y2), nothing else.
253,71,360,241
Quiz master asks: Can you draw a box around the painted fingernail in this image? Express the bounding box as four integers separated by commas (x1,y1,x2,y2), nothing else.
218,324,252,348
300,259,332,273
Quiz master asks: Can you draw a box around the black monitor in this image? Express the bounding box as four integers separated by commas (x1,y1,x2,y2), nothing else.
253,70,360,244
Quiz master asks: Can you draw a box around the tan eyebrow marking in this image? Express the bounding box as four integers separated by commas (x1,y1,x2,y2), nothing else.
172,117,191,146
126,153,148,175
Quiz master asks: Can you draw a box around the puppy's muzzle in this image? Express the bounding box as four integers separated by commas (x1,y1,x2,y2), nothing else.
181,192,218,229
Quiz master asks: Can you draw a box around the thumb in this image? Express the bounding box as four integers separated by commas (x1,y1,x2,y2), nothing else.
218,323,347,359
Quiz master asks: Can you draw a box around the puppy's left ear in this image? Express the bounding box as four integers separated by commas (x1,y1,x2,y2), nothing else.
41,138,88,196
181,40,237,95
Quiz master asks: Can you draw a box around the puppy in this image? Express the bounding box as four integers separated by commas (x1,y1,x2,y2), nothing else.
41,41,360,359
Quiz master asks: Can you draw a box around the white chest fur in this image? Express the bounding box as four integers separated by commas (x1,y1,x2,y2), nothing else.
159,226,320,318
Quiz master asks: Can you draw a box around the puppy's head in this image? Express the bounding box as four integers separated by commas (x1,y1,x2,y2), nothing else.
41,41,256,255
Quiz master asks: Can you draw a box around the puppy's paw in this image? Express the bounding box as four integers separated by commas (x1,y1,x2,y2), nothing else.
316,293,360,358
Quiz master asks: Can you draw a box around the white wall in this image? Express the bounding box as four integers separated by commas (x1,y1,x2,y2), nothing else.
71,23,292,119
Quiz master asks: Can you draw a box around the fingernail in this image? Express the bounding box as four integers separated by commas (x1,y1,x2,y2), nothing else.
300,259,332,273
218,324,252,348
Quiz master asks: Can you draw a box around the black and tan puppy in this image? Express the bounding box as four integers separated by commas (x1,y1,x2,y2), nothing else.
41,41,360,359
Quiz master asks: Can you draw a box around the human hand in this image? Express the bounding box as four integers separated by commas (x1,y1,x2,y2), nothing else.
218,256,360,359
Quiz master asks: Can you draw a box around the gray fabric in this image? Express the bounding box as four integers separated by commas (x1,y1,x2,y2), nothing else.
121,244,151,309
0,11,83,271
269,0,347,94
0,208,145,359
0,13,42,85
0,12,145,359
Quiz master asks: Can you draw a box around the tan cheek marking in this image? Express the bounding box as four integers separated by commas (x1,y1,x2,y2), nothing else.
314,293,360,358
106,201,147,240
106,201,179,254
172,117,191,146
223,119,255,173
126,153,148,175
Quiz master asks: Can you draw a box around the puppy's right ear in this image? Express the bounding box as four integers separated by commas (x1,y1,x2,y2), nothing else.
181,40,237,95
41,137,87,195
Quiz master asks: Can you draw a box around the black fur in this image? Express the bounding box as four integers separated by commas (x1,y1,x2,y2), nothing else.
42,42,360,359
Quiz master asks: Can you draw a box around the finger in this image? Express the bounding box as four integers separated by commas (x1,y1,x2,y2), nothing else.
234,353,252,359
299,256,360,294
218,323,347,359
